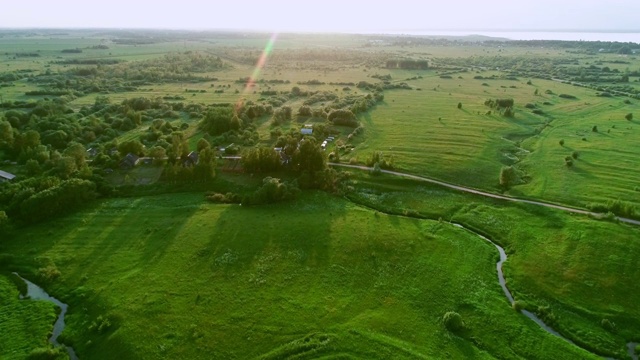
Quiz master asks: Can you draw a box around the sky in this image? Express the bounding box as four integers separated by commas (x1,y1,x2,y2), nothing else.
1,0,639,33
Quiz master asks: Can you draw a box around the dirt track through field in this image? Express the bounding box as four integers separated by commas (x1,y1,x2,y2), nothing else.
329,163,640,227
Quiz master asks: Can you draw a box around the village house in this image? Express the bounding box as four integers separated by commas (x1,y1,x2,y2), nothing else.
0,170,16,182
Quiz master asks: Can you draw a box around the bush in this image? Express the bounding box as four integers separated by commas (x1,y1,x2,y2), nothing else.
559,94,577,99
243,177,300,205
626,113,633,121
572,151,579,159
443,311,464,332
592,125,598,132
565,156,573,167
371,162,382,176
601,318,617,333
512,300,527,312
499,166,517,188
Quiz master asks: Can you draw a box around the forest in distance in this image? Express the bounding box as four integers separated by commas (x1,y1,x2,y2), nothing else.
0,28,640,360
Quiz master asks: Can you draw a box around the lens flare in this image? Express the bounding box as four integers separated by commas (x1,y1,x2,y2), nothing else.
245,33,277,92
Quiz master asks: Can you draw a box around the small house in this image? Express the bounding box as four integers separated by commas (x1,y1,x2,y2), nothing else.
301,125,313,135
0,170,16,182
86,148,98,157
184,151,199,167
120,153,140,169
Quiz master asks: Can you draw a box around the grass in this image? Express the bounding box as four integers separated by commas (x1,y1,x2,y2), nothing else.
2,30,640,359
0,191,596,359
344,172,640,357
0,273,61,359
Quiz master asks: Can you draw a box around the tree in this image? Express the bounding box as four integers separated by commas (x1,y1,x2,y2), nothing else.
499,166,517,189
298,105,312,117
25,159,42,176
443,311,464,332
457,102,462,109
148,146,167,166
626,113,633,121
197,138,211,152
243,147,282,173
63,142,87,169
194,147,216,181
199,106,234,135
118,140,145,157
293,138,326,173
559,139,565,146
0,120,13,149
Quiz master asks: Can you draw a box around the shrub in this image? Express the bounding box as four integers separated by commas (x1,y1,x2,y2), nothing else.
565,156,573,167
626,113,633,121
601,318,617,333
512,300,527,312
457,102,462,109
371,162,382,176
592,125,598,132
572,151,579,159
559,94,577,99
499,166,517,188
443,311,464,332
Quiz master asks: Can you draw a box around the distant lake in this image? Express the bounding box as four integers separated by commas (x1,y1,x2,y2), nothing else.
376,30,640,43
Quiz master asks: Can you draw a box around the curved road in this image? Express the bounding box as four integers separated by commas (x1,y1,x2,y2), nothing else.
329,163,640,227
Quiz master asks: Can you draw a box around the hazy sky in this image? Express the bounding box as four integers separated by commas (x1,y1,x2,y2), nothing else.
1,0,639,33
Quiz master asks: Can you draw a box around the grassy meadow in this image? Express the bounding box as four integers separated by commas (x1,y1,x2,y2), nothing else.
1,191,598,359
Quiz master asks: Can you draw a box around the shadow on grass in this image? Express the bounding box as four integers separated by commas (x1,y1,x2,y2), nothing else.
204,192,349,271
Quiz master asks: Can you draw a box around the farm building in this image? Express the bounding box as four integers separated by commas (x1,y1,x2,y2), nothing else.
301,125,313,135
120,153,140,169
0,170,16,182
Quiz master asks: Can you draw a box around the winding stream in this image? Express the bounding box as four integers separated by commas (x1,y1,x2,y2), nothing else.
12,273,78,360
451,224,637,359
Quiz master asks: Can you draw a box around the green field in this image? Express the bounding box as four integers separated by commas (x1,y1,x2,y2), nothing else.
2,191,602,359
1,29,640,359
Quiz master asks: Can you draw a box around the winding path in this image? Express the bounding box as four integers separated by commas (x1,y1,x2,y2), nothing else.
329,163,640,227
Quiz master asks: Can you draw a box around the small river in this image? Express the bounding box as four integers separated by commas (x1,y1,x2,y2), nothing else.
451,224,637,360
13,273,78,360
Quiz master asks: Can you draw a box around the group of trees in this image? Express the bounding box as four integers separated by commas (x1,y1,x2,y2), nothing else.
485,98,515,117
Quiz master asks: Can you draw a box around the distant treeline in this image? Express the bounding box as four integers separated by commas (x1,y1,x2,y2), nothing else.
55,59,123,65
385,59,429,70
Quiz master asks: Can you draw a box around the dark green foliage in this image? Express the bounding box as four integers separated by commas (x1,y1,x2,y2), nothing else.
572,151,579,160
559,94,577,99
565,156,574,167
587,199,638,219
485,98,514,109
118,140,145,157
457,102,462,109
19,179,97,223
206,192,240,204
371,162,382,175
293,138,326,173
592,126,598,132
297,105,312,117
499,166,517,188
244,177,300,205
199,106,235,136
242,147,282,173
26,346,68,360
626,113,633,121
328,109,358,127
443,311,464,332
366,151,394,170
